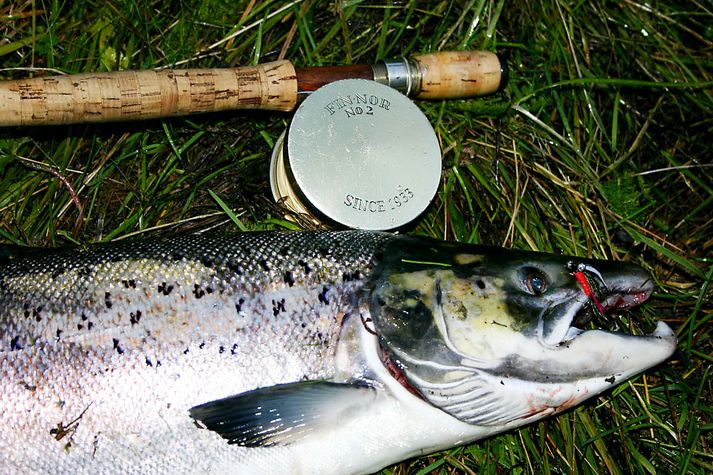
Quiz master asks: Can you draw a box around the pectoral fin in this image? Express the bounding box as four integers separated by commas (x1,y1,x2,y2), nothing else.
189,381,375,447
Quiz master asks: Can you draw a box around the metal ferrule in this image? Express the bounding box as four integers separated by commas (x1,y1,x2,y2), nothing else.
372,58,421,97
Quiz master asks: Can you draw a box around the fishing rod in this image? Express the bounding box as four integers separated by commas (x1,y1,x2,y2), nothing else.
0,51,505,126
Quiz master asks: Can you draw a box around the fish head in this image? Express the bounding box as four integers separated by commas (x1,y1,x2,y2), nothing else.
370,238,676,427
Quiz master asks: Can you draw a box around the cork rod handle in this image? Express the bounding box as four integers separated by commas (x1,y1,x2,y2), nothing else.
412,51,505,99
0,51,505,126
0,60,297,126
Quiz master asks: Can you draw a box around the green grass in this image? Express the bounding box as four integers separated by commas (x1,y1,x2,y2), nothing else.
1,0,711,473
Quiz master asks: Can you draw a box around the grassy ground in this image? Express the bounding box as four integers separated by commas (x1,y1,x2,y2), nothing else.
1,0,711,473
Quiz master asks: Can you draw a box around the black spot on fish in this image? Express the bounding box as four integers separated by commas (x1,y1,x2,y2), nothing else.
227,261,242,275
77,324,84,330
235,298,245,313
81,313,88,321
605,376,616,384
231,343,238,355
193,284,205,299
318,286,330,305
279,246,289,256
342,270,361,282
112,338,124,355
145,357,153,367
156,360,161,367
77,266,91,277
183,348,190,355
199,342,205,349
298,260,312,275
284,271,295,287
56,329,63,339
87,322,94,330
33,308,42,322
10,336,22,351
476,280,486,290
130,310,142,326
105,292,113,309
259,259,270,271
158,282,173,296
122,279,137,289
14,263,29,274
219,346,225,354
301,322,307,328
201,257,214,268
272,298,286,316
206,286,214,294
23,309,30,319
51,266,65,279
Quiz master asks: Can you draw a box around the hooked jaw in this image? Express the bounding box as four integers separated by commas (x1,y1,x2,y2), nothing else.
512,317,677,427
545,268,660,346
372,257,676,429
532,265,676,382
495,266,676,428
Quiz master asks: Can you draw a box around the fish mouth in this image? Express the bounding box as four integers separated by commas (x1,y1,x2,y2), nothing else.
529,271,676,383
546,275,658,347
573,284,653,329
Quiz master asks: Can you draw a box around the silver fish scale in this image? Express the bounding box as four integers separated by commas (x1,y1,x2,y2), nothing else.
0,231,392,353
0,231,395,473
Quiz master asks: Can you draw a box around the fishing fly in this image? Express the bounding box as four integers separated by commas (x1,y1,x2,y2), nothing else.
567,261,608,317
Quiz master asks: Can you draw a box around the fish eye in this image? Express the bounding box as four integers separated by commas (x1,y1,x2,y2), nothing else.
520,268,548,295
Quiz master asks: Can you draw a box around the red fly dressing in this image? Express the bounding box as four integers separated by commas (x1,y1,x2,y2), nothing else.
567,261,608,316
